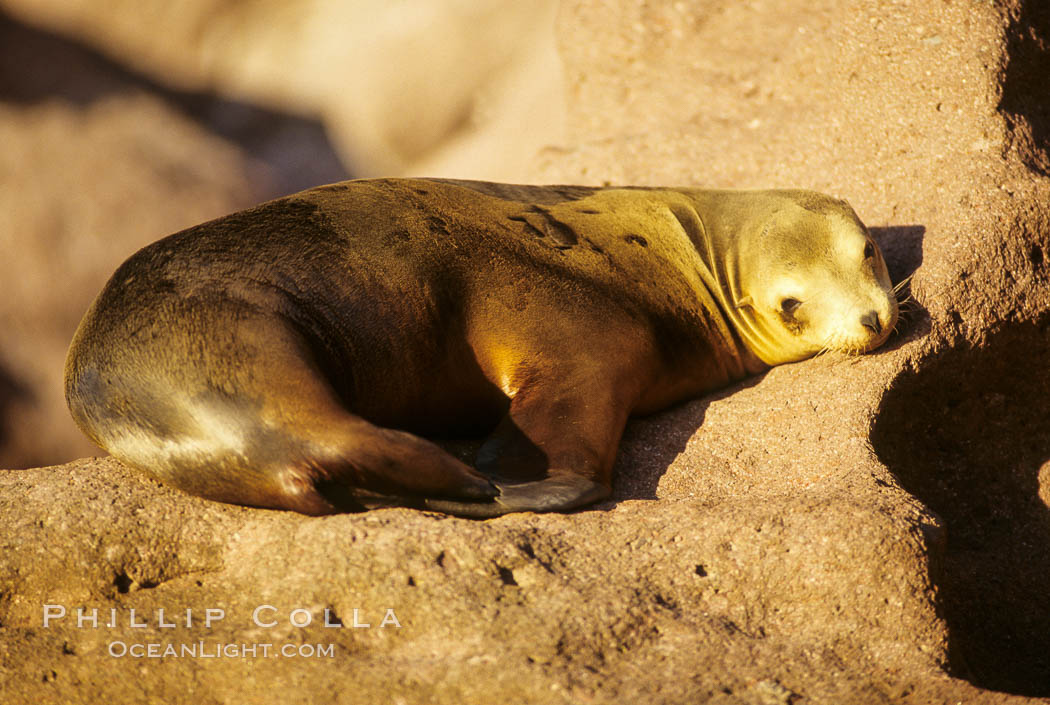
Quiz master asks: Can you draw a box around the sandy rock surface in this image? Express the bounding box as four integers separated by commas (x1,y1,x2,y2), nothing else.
3,1,1050,703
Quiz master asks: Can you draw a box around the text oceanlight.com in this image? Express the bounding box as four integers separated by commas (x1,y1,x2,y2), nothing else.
107,641,336,659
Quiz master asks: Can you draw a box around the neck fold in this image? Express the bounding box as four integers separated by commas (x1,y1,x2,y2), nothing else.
668,191,771,373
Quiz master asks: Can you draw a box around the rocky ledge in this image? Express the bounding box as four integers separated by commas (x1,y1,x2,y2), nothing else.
3,0,1050,703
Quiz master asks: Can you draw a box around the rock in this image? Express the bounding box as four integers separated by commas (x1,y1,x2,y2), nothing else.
528,0,1050,697
0,95,266,468
0,0,566,179
0,458,952,703
3,0,1050,703
0,13,347,469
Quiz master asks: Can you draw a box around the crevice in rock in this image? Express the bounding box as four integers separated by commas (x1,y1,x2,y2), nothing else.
113,570,161,594
871,319,1050,696
999,1,1050,175
496,565,518,586
324,607,343,627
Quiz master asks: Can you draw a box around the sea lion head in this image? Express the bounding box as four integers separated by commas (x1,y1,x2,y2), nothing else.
731,191,899,366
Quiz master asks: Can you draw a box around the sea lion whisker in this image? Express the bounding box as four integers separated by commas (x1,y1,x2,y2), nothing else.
891,277,911,294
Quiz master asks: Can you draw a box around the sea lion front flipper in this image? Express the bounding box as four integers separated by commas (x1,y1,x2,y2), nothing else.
420,474,608,518
416,371,630,517
469,365,640,513
493,474,610,512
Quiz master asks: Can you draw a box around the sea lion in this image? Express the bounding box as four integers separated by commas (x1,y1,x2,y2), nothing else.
64,178,898,517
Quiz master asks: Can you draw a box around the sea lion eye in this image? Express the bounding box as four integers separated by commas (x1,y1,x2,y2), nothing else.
780,297,801,315
863,241,875,259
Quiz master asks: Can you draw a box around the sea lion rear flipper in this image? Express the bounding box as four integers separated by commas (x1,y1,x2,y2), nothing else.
306,419,500,509
66,300,501,516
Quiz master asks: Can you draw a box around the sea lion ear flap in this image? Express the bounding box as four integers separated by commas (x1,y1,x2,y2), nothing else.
735,295,754,309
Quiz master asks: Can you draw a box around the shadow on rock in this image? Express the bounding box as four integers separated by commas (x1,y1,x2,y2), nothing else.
869,224,930,353
869,224,924,287
871,319,1050,696
610,374,766,502
999,0,1050,175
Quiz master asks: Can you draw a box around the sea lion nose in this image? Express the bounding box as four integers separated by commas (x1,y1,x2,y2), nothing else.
860,310,882,335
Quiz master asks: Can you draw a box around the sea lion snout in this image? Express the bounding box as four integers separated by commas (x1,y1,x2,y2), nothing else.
830,286,898,354
854,303,897,353
860,310,882,335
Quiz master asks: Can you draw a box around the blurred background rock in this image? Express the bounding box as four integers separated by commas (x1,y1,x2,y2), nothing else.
0,0,565,468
